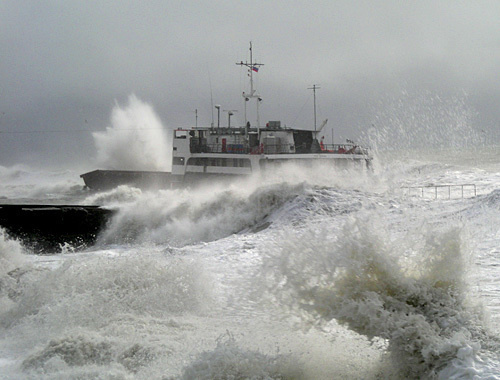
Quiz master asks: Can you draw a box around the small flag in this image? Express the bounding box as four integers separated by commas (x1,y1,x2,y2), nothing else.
252,66,259,72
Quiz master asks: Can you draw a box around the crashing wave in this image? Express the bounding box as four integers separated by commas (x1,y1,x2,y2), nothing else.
261,218,497,378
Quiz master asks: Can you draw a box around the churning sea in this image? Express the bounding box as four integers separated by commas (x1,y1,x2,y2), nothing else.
0,146,500,380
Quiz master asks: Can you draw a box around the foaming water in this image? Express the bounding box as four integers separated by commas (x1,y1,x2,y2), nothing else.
92,94,171,171
96,181,305,247
0,229,27,274
0,229,28,321
0,236,388,380
83,185,143,206
177,333,303,380
4,252,212,327
2,143,500,378
0,247,215,378
260,216,499,378
89,163,375,248
0,165,85,203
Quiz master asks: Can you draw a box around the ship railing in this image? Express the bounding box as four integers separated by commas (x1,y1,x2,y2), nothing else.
190,142,370,155
319,144,367,154
190,143,252,154
401,184,477,199
191,143,290,154
260,143,368,155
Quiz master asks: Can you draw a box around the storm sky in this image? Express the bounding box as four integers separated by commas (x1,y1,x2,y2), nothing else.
1,1,500,168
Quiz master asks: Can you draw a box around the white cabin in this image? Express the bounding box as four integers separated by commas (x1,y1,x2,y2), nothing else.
171,123,371,180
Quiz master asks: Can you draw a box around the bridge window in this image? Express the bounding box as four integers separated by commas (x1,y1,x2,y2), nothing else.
172,157,185,165
175,130,188,139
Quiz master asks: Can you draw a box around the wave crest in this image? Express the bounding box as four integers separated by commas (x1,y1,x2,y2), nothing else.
178,333,303,380
262,218,492,378
97,182,304,247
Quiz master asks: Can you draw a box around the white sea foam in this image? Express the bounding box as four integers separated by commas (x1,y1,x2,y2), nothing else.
0,230,28,322
260,216,498,378
0,165,84,202
88,161,376,248
0,248,216,378
95,181,305,247
2,251,212,331
0,229,26,275
177,333,303,380
83,184,143,206
1,143,500,378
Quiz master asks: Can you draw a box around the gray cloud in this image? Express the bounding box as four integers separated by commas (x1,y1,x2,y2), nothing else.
1,1,500,167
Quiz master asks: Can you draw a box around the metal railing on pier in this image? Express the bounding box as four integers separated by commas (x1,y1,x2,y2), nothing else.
401,184,477,199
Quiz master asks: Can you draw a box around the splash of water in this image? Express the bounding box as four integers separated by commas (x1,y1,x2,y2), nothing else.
0,230,28,340
0,250,215,377
2,252,212,332
86,160,376,248
0,165,84,202
93,95,171,171
364,90,483,156
261,217,494,378
83,185,143,206
177,332,303,380
0,229,26,275
95,181,305,247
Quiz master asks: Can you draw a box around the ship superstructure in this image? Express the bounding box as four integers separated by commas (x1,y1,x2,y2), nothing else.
170,122,370,182
171,42,370,181
81,43,371,190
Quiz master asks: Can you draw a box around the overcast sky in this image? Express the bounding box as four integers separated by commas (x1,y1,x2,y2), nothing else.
1,1,500,168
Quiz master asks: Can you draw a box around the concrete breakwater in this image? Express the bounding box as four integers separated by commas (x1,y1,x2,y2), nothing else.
0,204,115,253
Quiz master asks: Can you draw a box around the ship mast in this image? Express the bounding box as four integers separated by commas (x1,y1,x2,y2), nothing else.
308,84,320,137
308,84,321,152
236,42,264,127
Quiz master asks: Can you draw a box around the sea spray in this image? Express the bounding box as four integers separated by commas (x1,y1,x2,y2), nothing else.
2,252,213,333
364,90,483,156
92,94,171,171
177,332,304,380
83,185,143,206
0,248,216,378
90,161,377,248
261,217,492,378
2,143,500,380
0,165,84,202
0,229,28,319
361,90,485,192
0,229,26,275
96,182,305,247
21,333,162,378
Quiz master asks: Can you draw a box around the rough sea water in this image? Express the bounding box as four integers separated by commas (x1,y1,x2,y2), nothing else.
1,97,500,379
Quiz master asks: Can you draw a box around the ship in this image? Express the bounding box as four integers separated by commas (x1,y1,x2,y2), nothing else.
81,44,372,190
